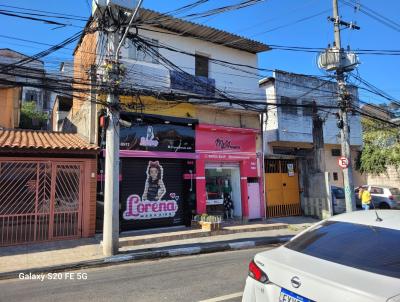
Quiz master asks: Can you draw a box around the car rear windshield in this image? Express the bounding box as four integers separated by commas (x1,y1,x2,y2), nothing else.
332,188,345,199
285,221,400,278
389,188,400,195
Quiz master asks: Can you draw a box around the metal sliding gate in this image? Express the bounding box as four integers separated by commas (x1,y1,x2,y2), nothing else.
0,160,83,246
265,159,301,217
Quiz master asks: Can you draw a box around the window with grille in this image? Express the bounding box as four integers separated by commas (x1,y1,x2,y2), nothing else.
280,96,297,115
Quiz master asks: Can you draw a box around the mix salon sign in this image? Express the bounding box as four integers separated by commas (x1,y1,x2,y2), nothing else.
196,126,256,153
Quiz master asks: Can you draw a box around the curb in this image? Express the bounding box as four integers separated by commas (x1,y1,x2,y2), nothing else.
119,223,289,247
0,235,293,281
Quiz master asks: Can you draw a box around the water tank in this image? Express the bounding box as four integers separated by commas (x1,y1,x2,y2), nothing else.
318,49,359,72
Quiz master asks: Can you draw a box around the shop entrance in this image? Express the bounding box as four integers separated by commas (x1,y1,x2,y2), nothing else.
205,164,242,219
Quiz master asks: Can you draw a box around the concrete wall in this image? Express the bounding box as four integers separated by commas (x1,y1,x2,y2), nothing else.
324,145,366,188
366,166,400,188
263,71,362,146
114,26,265,100
0,87,21,128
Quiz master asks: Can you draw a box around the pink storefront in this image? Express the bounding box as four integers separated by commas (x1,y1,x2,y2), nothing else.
195,124,264,220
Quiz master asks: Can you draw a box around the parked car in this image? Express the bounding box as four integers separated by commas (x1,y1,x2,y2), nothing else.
331,186,346,214
355,185,400,209
242,210,400,302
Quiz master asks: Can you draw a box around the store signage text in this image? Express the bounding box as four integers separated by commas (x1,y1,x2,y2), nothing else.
123,194,179,220
215,138,240,150
139,126,159,147
140,137,159,147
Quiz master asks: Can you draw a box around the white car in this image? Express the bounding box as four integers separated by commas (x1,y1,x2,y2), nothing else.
242,210,400,302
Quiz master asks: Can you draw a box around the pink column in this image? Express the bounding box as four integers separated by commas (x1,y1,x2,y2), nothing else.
240,162,249,218
196,159,207,214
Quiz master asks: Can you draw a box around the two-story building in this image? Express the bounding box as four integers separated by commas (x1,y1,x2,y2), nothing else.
0,48,51,129
260,70,364,217
70,8,269,231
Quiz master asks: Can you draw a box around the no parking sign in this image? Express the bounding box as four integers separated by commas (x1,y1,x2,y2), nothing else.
338,157,349,169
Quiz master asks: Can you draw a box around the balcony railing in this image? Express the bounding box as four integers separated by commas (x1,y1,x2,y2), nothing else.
170,70,215,98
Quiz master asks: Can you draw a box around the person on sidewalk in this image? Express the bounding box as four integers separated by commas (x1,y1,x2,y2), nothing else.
358,187,372,210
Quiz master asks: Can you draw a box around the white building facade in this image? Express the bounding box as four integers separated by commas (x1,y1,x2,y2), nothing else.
261,70,363,187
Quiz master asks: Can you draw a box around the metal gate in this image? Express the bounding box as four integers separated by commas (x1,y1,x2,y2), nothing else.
265,159,301,217
0,160,83,246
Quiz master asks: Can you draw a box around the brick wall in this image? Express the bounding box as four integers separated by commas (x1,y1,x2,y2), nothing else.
72,26,97,115
0,87,21,128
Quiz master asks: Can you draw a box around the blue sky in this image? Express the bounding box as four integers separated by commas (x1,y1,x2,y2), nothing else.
0,0,399,103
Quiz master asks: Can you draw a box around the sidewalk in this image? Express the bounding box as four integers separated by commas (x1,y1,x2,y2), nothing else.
0,216,318,279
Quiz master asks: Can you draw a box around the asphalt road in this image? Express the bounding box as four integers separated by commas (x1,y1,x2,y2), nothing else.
0,246,276,302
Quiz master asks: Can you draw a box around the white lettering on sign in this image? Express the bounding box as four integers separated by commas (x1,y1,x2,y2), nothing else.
139,137,159,147
123,194,178,220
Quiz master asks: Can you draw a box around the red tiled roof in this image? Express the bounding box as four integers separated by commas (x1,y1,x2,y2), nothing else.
0,129,98,152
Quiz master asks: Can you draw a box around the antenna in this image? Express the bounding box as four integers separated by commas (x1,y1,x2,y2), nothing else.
370,200,383,222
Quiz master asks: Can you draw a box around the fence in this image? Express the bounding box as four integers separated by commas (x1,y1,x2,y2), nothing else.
0,160,83,246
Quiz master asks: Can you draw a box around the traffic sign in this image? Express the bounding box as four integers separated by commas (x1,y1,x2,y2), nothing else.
338,157,349,168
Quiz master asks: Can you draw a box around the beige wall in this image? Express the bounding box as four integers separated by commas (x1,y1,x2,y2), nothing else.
366,166,400,188
324,145,366,188
0,87,21,129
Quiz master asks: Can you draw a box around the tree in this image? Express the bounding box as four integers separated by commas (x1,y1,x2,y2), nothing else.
356,117,400,174
19,101,48,130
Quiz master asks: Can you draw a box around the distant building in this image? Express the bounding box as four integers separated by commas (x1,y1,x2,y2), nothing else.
0,48,50,129
49,61,73,131
260,70,365,218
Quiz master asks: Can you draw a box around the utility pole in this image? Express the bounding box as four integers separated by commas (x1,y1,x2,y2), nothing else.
319,0,360,212
102,0,143,256
332,0,356,212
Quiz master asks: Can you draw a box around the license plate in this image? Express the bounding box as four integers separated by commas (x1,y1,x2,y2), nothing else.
279,288,312,302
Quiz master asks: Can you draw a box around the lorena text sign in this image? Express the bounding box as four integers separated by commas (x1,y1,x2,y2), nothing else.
338,157,349,169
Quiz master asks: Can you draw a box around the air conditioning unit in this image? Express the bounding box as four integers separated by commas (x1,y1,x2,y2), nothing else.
92,0,138,14
318,49,359,72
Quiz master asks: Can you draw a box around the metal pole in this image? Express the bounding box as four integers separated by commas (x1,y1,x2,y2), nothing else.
103,1,143,256
332,0,356,212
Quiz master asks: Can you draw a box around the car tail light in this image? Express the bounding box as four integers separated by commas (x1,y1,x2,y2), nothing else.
389,196,394,200
248,260,269,283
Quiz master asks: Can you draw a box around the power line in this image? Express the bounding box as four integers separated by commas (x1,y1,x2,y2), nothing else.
340,0,400,33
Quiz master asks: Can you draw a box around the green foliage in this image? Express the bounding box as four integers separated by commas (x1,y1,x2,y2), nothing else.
19,101,48,130
356,117,400,175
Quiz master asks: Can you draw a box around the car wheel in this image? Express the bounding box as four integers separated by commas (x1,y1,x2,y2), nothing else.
379,203,390,209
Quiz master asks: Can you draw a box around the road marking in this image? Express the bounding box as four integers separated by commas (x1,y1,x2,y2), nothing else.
198,292,243,302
